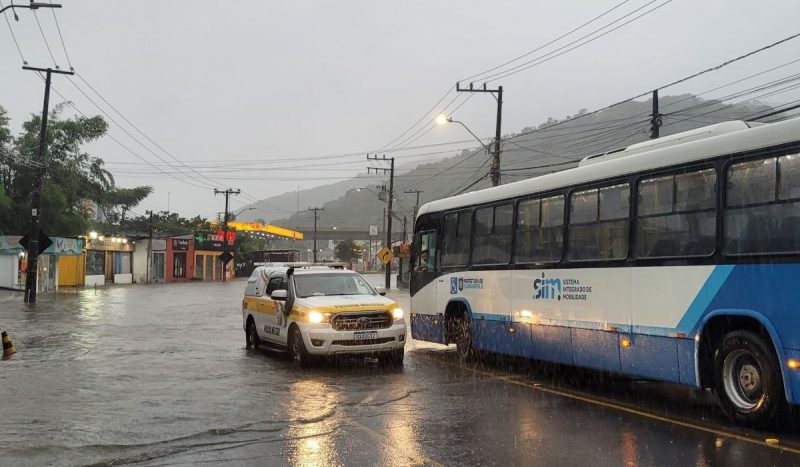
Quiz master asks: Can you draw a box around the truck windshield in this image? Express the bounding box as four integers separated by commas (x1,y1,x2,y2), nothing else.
294,273,377,297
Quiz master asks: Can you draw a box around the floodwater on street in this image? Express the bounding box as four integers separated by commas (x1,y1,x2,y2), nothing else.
1,277,799,466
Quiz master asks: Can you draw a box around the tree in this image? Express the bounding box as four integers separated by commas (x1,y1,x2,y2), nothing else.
102,186,154,224
335,239,362,263
0,103,150,235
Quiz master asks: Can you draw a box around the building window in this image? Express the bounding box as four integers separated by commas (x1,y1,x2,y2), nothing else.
725,154,800,255
441,210,472,267
86,250,105,275
515,194,564,263
568,183,629,261
472,203,513,265
173,252,187,278
635,168,717,258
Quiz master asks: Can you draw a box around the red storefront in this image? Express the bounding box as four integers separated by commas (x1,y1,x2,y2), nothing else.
166,235,195,283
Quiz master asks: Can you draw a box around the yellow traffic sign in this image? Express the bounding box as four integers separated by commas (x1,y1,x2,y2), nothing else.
376,247,394,265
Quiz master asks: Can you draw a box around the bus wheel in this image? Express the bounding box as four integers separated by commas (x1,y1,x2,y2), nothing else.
246,318,260,349
453,316,474,361
289,327,314,367
713,330,784,426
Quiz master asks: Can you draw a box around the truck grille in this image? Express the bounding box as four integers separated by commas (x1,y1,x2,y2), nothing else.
331,337,395,346
331,311,392,331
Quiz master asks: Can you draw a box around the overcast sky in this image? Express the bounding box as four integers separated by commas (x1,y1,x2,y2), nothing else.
2,0,800,220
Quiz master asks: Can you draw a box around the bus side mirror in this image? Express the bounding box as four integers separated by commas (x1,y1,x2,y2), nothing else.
375,286,387,296
271,290,287,301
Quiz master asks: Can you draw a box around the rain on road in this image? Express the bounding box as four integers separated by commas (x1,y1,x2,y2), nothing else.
1,278,799,466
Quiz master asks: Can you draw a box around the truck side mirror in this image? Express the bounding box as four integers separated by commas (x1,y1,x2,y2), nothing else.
375,286,387,296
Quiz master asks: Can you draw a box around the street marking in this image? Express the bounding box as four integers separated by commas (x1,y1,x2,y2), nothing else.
425,353,800,456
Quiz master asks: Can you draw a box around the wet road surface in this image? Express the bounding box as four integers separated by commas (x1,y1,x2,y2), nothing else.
1,277,799,466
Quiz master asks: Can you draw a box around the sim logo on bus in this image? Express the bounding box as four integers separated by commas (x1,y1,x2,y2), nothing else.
533,273,561,301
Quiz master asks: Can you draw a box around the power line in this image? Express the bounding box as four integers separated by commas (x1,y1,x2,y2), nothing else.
462,0,633,83
32,10,58,68
0,0,26,64
484,0,672,83
50,3,73,70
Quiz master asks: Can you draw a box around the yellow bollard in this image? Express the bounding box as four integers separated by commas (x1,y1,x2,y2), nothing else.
2,331,16,358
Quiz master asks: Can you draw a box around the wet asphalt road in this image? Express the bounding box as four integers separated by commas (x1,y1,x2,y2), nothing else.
1,277,800,466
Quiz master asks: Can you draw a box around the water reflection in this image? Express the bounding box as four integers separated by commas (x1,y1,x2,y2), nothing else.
285,378,341,467
621,430,639,466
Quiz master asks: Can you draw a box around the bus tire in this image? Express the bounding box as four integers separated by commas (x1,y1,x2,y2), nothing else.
289,326,315,367
246,317,260,349
713,330,785,427
453,316,475,361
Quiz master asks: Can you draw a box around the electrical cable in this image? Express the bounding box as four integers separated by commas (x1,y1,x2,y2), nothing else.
32,10,58,68
50,2,73,70
0,0,26,64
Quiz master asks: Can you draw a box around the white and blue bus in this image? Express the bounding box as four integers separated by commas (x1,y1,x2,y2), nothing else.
410,117,800,426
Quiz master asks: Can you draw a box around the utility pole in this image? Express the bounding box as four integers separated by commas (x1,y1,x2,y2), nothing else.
367,154,395,289
456,82,503,186
404,188,423,219
214,188,240,282
308,207,323,263
146,210,154,284
650,89,662,139
22,66,74,304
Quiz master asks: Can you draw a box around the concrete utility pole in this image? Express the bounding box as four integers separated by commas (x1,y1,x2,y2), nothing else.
456,82,503,186
23,65,74,304
367,154,395,289
650,90,662,139
214,188,240,282
404,188,423,219
308,207,323,263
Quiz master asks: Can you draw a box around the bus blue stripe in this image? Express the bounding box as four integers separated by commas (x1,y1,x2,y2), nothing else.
676,265,734,334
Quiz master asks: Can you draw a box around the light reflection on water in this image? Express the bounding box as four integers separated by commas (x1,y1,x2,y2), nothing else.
285,378,342,467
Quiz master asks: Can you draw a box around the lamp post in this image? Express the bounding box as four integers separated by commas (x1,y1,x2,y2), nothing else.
436,115,491,153
0,2,61,16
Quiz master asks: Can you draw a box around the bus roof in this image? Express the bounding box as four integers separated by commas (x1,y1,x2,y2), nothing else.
417,117,800,218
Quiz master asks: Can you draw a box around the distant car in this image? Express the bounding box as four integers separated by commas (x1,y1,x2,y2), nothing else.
242,266,406,366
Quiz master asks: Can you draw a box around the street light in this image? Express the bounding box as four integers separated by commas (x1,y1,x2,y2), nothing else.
436,115,491,153
0,2,61,17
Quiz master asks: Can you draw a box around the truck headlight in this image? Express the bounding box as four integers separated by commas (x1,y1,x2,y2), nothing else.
392,308,404,320
308,311,324,323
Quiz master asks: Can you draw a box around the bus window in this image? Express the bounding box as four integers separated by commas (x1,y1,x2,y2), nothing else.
472,203,512,265
635,168,716,258
414,231,437,272
725,155,800,255
441,210,472,267
515,195,564,263
568,184,629,261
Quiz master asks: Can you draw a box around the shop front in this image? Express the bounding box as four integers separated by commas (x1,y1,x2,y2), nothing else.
84,236,135,286
166,236,195,283
193,230,235,281
0,235,84,291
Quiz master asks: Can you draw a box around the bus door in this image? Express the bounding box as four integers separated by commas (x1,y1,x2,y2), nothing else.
410,230,438,312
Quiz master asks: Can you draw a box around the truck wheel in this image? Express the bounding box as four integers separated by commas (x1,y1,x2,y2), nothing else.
289,327,315,367
713,330,785,427
246,318,260,349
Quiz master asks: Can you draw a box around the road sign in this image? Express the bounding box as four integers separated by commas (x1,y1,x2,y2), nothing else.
18,231,53,256
376,246,393,265
369,225,378,236
219,250,233,265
